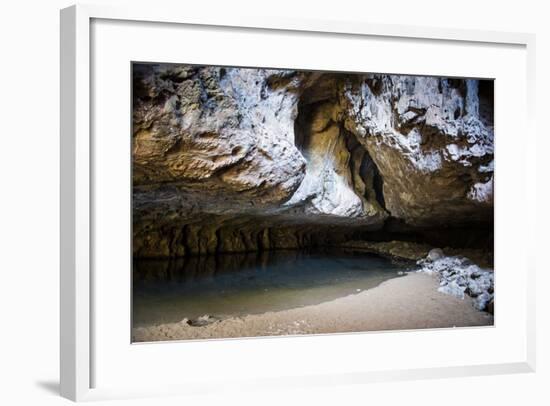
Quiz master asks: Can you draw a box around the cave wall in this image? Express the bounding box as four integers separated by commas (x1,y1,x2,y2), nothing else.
132,64,494,258
341,76,494,226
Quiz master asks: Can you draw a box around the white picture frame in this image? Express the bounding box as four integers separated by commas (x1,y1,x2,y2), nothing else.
60,3,537,402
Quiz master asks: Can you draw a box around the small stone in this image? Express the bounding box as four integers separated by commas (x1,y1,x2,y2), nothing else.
456,275,467,286
427,248,445,261
467,280,482,296
473,292,492,311
186,314,218,327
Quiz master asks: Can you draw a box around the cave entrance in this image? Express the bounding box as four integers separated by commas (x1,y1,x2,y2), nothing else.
293,80,387,216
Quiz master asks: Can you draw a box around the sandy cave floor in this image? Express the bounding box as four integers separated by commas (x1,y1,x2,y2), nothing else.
132,272,493,342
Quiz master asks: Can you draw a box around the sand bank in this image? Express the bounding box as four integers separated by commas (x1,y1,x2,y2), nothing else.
132,272,493,342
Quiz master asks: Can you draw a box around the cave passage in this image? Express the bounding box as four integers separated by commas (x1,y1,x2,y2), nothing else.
131,64,495,341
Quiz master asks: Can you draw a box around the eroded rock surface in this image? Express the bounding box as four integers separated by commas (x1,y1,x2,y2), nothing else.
342,76,494,226
133,65,307,207
132,64,494,257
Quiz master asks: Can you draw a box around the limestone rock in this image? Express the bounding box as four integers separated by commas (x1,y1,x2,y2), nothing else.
342,75,494,226
132,64,494,258
133,64,306,207
417,254,494,312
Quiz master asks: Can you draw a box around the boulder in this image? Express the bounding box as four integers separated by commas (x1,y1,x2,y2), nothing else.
427,248,445,261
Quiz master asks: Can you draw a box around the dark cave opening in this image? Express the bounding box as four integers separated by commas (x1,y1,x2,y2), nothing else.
478,79,494,127
293,78,389,214
478,79,494,101
342,127,387,211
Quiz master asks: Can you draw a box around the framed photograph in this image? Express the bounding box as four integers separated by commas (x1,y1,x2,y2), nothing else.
60,4,536,401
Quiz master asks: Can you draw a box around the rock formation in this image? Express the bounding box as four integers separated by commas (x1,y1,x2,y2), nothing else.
132,63,494,258
417,251,494,313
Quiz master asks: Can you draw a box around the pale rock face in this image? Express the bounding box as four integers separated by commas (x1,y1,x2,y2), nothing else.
133,65,306,207
342,75,494,225
285,127,365,218
468,176,494,204
286,108,373,219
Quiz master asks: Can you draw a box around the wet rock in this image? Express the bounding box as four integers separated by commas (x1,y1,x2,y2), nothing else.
186,315,219,327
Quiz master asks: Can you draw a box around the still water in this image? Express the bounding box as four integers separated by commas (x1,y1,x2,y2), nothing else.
132,250,411,327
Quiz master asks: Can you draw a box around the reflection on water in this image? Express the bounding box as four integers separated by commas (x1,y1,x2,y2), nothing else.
132,249,411,327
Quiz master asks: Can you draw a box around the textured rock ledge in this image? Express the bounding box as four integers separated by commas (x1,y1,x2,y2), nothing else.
340,240,432,261
341,239,493,267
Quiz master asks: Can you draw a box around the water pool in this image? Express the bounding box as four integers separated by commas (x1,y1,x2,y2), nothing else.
132,250,411,327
